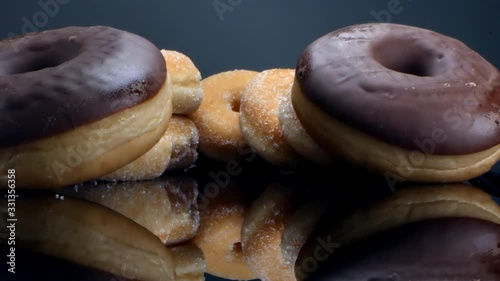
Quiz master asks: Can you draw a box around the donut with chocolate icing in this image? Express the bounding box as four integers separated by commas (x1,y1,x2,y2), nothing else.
293,23,500,182
0,26,172,188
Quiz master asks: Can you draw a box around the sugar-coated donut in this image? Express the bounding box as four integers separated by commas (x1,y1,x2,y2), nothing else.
5,196,177,281
99,127,173,182
193,183,256,280
190,70,258,161
293,23,500,182
60,177,200,246
0,26,172,189
278,88,331,164
100,114,198,181
240,69,302,167
161,50,204,115
166,115,200,171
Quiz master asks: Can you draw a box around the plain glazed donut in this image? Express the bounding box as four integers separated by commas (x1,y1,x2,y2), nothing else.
193,183,256,280
0,26,172,188
161,50,204,115
278,89,331,164
293,23,500,182
190,70,258,161
60,177,200,246
240,69,302,167
166,115,200,171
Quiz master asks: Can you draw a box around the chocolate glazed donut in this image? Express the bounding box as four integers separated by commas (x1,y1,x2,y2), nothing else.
293,23,500,183
0,26,173,188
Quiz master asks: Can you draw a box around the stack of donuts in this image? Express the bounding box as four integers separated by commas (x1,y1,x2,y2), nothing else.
191,23,500,184
1,22,500,281
0,25,208,281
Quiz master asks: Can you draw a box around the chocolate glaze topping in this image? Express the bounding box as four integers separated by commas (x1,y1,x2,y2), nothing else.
0,26,166,147
296,23,500,155
300,218,500,281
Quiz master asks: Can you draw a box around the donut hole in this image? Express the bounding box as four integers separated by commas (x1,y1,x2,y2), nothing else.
371,37,447,77
231,99,241,113
8,42,81,75
232,242,243,254
224,92,241,112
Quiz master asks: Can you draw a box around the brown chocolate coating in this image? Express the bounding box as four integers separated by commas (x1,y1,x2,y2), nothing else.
297,218,500,280
0,26,166,147
296,23,500,155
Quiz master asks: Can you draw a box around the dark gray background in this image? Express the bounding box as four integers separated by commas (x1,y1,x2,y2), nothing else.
0,0,499,78
1,1,499,280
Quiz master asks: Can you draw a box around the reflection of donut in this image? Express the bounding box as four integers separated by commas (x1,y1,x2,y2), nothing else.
161,50,204,115
60,177,200,246
241,184,296,281
323,184,500,247
293,23,500,182
296,184,500,280
240,69,301,167
1,244,205,281
280,199,328,278
0,246,136,281
170,243,206,281
191,70,258,161
304,218,500,280
193,183,256,280
2,196,176,281
0,26,172,188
